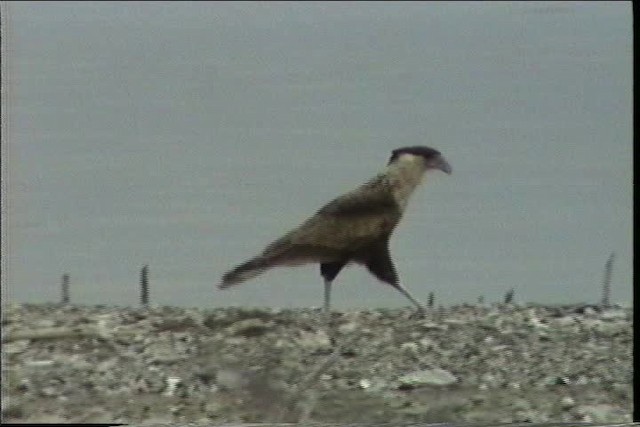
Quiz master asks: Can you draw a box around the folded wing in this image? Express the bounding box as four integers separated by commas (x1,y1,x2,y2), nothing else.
263,174,401,262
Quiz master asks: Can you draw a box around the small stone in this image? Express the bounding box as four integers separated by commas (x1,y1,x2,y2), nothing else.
528,316,548,328
512,398,531,411
163,376,182,397
204,401,223,415
576,404,627,422
16,379,30,392
418,337,437,349
169,405,183,415
600,308,628,321
39,386,59,397
35,319,56,328
400,342,419,354
216,369,248,391
25,360,55,368
4,340,30,355
560,396,575,409
416,321,447,331
443,318,467,326
554,316,578,327
359,379,371,389
296,330,332,350
470,394,486,405
77,407,111,423
338,321,358,334
225,318,273,337
398,402,431,416
340,347,358,357
575,376,589,385
514,409,546,423
397,368,457,388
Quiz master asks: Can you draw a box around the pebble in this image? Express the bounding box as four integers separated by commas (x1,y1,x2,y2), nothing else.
215,369,248,391
25,360,55,368
4,340,30,355
296,329,332,350
225,318,273,337
576,403,627,422
560,396,575,409
163,376,182,397
397,368,458,388
600,308,628,321
337,321,358,334
399,342,419,354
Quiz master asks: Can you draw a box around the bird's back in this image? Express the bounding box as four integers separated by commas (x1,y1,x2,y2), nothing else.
260,174,402,266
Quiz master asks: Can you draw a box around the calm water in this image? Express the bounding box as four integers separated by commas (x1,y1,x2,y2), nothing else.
3,2,632,309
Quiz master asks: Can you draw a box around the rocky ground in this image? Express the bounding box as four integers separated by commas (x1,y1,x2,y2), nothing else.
1,303,632,424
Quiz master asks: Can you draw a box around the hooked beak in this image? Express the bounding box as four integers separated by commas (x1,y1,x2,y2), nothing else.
430,154,452,175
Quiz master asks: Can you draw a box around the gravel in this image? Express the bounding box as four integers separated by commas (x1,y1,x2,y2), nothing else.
1,302,632,424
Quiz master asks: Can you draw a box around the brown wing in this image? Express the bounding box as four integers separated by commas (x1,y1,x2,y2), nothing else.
261,175,402,264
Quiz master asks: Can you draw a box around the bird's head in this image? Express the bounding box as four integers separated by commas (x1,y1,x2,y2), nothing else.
388,146,452,175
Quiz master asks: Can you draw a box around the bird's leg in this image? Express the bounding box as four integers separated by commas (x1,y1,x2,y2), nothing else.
395,283,426,318
323,278,332,326
323,279,339,346
320,262,346,345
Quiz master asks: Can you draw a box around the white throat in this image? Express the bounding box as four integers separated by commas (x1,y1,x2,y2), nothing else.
386,153,428,211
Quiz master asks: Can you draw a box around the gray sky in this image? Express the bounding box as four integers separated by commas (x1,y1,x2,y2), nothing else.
2,2,632,308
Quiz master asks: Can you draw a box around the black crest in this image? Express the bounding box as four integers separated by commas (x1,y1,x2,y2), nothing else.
388,146,441,165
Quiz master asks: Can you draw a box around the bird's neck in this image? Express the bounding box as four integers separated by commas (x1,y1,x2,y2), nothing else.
386,155,427,211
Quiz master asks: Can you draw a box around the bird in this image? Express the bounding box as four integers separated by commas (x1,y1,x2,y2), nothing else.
219,146,451,318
